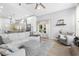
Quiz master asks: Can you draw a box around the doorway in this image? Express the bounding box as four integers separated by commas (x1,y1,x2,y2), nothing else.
37,20,50,41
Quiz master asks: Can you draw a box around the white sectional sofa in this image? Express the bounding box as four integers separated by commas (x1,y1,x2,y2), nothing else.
0,32,40,56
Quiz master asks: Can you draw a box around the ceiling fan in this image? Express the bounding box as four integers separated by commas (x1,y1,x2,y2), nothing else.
19,3,46,9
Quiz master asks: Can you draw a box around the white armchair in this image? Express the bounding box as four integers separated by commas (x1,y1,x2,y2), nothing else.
58,31,75,45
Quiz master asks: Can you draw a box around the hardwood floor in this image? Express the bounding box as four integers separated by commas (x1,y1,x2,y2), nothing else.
43,39,72,56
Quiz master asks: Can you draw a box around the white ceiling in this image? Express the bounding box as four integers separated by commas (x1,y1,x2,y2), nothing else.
27,3,77,16
0,3,78,18
0,3,33,19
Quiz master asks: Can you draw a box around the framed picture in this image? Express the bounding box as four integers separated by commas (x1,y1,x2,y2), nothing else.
56,19,66,26
57,19,64,24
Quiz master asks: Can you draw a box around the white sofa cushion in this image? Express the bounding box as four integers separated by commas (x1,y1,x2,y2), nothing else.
59,34,67,40
8,32,30,41
66,35,75,45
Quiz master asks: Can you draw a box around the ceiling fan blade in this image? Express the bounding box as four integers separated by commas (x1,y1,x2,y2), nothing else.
35,3,38,9
40,3,46,8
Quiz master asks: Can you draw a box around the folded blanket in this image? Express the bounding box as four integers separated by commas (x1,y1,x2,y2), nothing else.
0,48,12,56
0,45,14,56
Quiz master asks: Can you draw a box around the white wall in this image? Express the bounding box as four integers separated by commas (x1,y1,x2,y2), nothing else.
27,16,37,32
0,18,10,33
37,7,76,39
76,4,79,36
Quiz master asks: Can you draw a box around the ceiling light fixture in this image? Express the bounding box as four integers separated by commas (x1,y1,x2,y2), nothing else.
35,3,46,9
18,3,46,9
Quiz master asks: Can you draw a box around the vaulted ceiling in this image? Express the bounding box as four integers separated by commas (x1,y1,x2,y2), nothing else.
0,3,77,19
27,3,77,16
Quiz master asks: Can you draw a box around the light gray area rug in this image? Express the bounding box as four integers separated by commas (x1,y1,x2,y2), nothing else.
36,41,52,56
22,40,52,56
